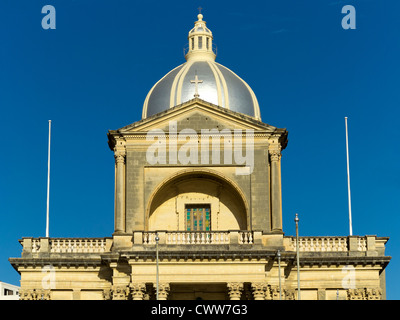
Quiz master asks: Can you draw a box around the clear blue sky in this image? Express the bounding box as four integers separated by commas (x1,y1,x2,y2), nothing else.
1,0,399,299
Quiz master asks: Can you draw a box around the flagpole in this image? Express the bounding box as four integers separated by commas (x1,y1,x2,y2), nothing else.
295,213,300,300
345,117,353,236
46,120,51,238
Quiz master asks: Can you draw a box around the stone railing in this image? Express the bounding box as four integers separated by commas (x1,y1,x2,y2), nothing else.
50,238,109,253
140,231,258,245
21,237,112,254
285,236,368,252
21,234,376,253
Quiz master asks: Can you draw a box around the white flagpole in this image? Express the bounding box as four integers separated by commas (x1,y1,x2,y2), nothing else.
46,120,51,238
345,117,353,236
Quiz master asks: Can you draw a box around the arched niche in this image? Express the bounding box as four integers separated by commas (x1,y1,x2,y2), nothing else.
146,170,249,231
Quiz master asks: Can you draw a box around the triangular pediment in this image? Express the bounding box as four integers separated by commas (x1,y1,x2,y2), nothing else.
115,98,278,134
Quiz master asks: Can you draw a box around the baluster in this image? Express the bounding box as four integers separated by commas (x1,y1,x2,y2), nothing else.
339,238,344,251
186,233,190,244
191,232,195,244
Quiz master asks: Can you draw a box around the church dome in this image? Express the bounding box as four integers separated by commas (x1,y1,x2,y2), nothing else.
142,13,261,120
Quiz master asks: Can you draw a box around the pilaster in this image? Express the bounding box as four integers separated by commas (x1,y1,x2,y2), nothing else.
114,138,126,234
269,142,283,233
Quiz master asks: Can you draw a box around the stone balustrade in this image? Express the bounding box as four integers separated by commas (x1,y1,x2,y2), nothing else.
141,230,258,245
285,236,369,252
20,234,378,253
21,237,112,254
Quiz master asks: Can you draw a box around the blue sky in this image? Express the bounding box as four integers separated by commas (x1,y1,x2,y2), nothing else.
1,0,399,299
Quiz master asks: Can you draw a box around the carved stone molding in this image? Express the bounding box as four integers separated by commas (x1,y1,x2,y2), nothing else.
227,282,244,300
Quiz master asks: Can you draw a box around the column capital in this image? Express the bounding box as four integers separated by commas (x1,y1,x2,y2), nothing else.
111,285,130,300
366,288,382,300
130,282,147,300
114,153,126,164
103,288,112,300
347,288,366,300
269,149,282,162
227,282,244,300
154,283,170,300
251,282,267,300
284,288,296,300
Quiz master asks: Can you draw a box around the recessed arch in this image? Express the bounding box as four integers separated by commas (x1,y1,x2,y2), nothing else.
145,168,250,231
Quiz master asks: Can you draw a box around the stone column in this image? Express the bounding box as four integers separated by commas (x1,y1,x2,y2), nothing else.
227,282,243,300
130,283,147,300
270,149,283,232
114,151,126,233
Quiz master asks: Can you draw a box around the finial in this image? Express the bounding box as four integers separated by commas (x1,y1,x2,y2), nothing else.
197,6,203,21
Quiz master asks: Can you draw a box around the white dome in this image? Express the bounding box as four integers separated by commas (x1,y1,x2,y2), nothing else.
142,13,261,120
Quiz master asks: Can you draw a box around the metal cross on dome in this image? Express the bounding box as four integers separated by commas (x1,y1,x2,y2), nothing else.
190,73,203,98
198,6,203,14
